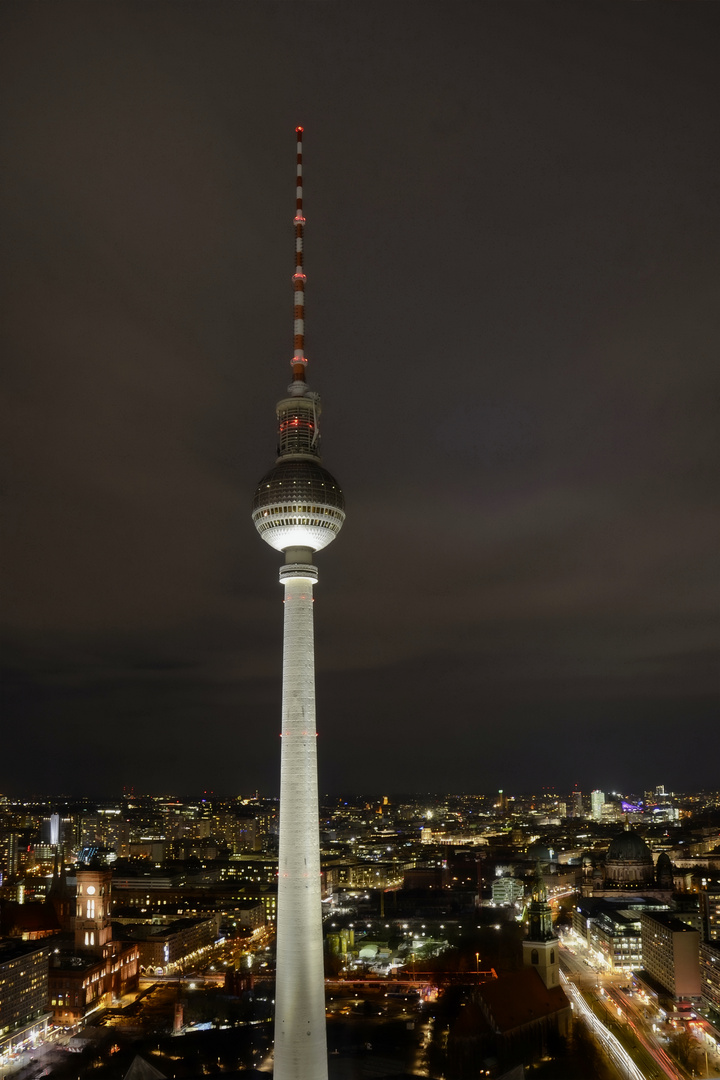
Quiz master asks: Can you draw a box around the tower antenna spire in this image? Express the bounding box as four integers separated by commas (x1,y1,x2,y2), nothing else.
291,126,307,388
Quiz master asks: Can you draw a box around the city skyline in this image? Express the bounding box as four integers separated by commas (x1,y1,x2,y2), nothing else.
0,784,712,811
2,772,718,1076
2,3,719,797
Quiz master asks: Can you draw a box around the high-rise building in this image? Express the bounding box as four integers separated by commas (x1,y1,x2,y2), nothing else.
700,939,720,1014
700,886,720,942
640,912,701,1000
0,941,51,1054
43,813,60,846
591,789,605,821
252,127,345,1080
0,832,20,881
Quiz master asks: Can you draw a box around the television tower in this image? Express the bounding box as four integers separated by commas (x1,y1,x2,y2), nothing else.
252,127,345,1080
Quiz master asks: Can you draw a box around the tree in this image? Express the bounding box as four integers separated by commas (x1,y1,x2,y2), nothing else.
669,1029,701,1071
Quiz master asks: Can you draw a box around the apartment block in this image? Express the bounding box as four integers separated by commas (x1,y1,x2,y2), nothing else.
641,911,701,999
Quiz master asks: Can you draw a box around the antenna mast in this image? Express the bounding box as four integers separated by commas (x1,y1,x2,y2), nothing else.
291,126,307,388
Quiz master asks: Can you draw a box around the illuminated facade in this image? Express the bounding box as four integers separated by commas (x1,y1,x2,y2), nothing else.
115,915,218,975
0,941,50,1053
588,907,643,971
48,945,139,1026
252,128,345,1080
700,939,720,1015
75,865,113,954
700,885,720,941
591,790,605,821
491,876,524,906
640,911,701,1000
49,866,139,1025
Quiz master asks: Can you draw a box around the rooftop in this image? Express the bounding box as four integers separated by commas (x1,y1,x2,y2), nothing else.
477,968,570,1033
0,939,52,965
641,911,699,934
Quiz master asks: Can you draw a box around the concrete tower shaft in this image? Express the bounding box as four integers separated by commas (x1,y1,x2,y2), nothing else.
273,561,327,1079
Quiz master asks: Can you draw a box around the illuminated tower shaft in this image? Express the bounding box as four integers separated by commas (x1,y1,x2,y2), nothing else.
252,128,345,1080
274,554,326,1079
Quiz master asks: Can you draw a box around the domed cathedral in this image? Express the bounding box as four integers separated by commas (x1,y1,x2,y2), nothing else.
605,823,655,886
584,822,675,899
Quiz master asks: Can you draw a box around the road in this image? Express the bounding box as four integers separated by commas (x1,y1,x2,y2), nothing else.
558,938,700,1080
604,985,684,1080
561,972,646,1080
0,1033,72,1080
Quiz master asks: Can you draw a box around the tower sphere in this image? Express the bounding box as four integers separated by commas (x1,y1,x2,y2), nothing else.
252,457,345,553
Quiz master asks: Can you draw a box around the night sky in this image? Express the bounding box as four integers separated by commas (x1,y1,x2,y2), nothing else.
2,3,719,799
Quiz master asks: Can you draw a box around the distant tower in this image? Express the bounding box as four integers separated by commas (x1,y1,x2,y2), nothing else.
523,863,559,988
655,851,674,890
48,813,60,846
252,128,345,1080
48,844,73,931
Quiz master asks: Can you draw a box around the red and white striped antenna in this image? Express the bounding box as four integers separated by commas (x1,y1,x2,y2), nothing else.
291,126,307,387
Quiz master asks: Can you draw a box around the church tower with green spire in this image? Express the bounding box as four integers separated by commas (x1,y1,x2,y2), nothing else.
523,862,559,988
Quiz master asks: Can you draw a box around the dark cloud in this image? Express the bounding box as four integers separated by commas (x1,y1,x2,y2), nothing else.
2,2,718,797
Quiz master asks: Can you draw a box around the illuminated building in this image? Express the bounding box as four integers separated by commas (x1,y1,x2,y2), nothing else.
75,865,113,954
585,823,675,899
0,941,51,1055
0,832,20,881
700,939,720,1015
700,885,720,941
48,865,139,1025
252,127,345,1080
590,789,604,821
587,906,643,971
640,911,701,1000
113,916,218,975
491,877,524,906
